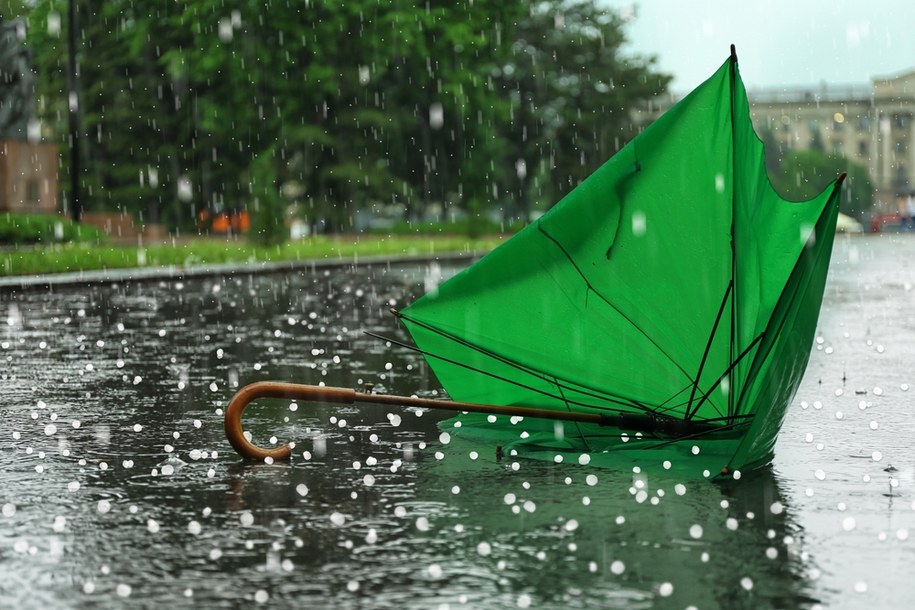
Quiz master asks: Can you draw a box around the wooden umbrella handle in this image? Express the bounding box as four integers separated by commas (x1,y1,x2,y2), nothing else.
224,382,725,461
224,382,356,460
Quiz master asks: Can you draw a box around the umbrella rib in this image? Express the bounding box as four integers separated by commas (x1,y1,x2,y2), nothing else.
687,280,733,415
685,331,765,420
371,323,654,416
537,223,698,388
392,313,655,413
555,377,596,453
365,330,640,414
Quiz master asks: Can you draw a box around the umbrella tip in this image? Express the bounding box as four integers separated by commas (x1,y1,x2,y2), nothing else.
390,307,400,317
836,172,847,186
730,44,737,61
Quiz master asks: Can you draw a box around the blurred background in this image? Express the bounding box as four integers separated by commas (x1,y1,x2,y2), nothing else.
2,0,913,244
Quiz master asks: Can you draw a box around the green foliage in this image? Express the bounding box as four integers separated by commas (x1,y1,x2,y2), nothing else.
496,2,672,219
24,1,671,234
0,0,29,19
770,150,874,220
247,149,286,246
0,213,106,245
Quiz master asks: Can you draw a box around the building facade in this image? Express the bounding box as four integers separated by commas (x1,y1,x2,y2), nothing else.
0,139,59,214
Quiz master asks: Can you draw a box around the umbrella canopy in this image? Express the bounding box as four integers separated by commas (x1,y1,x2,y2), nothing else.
398,49,842,476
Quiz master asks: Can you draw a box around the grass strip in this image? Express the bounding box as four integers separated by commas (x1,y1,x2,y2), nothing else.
0,234,506,277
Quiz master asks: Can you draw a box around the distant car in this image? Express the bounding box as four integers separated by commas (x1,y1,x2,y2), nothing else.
869,213,904,233
836,212,864,233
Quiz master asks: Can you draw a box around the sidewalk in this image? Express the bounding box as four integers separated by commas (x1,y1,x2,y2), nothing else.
0,251,477,291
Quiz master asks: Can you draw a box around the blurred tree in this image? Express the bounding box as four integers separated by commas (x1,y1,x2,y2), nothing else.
771,149,873,220
24,0,670,238
26,1,194,229
757,124,785,177
247,147,285,245
497,2,671,221
0,0,29,19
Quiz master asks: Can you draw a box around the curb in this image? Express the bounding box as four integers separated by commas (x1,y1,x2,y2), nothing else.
0,251,480,292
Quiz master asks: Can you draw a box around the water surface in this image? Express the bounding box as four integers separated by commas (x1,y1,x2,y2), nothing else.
1,235,914,609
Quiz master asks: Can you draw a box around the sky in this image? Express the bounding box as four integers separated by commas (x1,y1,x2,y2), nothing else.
602,0,915,93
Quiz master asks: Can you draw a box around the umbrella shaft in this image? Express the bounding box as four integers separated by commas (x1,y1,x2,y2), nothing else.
223,381,715,460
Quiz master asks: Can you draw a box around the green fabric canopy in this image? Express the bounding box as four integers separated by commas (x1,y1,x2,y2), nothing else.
399,50,841,476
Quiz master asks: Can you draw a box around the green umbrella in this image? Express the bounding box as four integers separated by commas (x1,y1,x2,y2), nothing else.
395,47,842,477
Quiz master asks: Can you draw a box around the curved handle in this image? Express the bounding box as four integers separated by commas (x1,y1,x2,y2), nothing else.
224,382,356,460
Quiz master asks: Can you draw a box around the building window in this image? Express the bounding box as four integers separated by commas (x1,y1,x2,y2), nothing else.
857,115,870,132
858,141,868,157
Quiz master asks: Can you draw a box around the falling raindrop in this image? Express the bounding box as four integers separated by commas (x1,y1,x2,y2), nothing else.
429,103,444,129
632,211,647,236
